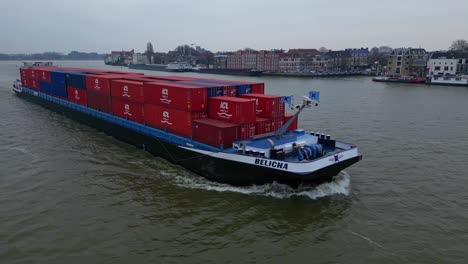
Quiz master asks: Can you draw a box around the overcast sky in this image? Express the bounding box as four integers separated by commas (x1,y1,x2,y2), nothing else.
2,0,467,54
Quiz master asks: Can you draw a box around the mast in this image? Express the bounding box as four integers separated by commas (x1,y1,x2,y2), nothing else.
274,92,320,138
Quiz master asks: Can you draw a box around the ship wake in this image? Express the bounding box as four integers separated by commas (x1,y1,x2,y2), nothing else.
175,171,351,199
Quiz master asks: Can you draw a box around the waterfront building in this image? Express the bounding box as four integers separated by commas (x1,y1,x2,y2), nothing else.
327,50,352,72
226,49,258,70
427,51,468,75
257,50,283,72
457,56,468,75
309,55,330,72
213,54,228,69
350,48,370,70
279,55,306,72
278,49,320,73
387,48,427,77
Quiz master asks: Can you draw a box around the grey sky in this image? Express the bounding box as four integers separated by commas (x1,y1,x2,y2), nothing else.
2,0,467,53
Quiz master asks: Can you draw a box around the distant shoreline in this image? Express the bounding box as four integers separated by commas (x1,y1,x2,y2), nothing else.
0,59,103,61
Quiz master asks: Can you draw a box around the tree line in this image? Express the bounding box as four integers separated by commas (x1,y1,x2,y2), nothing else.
0,51,106,61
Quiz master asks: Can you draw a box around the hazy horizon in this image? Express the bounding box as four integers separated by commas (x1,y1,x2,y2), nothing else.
3,0,467,54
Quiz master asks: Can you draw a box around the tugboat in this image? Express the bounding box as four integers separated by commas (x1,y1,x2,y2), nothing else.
13,65,362,186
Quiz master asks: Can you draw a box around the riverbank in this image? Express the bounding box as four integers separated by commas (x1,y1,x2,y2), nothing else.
122,63,371,78
262,72,367,78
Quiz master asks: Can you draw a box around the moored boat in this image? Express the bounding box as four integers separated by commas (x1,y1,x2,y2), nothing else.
372,76,426,84
426,75,468,86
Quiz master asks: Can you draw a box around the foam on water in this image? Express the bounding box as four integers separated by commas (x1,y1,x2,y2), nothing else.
175,172,351,199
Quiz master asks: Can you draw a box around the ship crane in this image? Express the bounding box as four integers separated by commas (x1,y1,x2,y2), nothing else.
274,91,320,139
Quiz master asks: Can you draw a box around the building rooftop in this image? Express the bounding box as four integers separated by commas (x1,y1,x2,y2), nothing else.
391,48,427,56
430,51,468,60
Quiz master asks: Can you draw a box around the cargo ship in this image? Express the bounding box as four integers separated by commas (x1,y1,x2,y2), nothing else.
13,63,362,186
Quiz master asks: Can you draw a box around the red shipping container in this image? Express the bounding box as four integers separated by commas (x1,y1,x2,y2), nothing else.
255,117,269,135
239,93,284,118
30,79,39,90
85,75,123,95
30,69,38,79
144,104,207,138
208,96,256,124
67,87,87,106
36,69,51,82
251,83,265,94
193,119,240,148
239,122,256,139
284,113,298,131
20,68,30,79
264,119,272,133
87,91,112,113
144,82,207,111
270,117,285,132
21,78,29,88
111,80,145,103
111,98,145,124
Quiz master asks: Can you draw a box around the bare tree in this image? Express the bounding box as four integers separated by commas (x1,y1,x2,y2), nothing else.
449,39,468,51
319,47,328,53
145,42,155,63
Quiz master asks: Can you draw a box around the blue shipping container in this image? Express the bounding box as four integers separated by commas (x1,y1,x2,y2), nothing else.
50,71,67,84
52,82,68,99
40,81,52,94
236,84,252,95
66,72,87,89
175,81,224,97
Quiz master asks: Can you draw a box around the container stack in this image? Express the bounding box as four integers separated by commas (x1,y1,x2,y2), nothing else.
110,80,146,124
39,70,68,99
66,72,88,106
143,82,208,138
193,96,257,147
85,74,121,113
20,67,53,91
19,66,303,149
239,93,289,132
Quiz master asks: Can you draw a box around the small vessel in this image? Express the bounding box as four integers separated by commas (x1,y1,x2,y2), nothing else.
372,76,426,84
426,75,468,86
166,62,194,72
14,64,362,186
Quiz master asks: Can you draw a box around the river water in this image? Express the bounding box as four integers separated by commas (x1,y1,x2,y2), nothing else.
1,61,467,263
